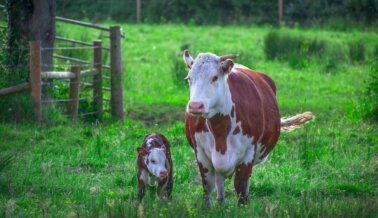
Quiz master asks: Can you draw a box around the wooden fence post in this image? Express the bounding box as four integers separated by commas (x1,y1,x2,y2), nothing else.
136,0,141,23
93,40,103,119
68,66,80,119
110,26,124,120
278,0,283,27
30,41,42,121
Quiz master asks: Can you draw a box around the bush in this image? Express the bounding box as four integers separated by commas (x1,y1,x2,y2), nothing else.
264,30,352,72
364,60,378,121
349,40,366,63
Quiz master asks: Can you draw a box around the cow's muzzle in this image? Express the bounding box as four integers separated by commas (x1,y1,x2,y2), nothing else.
159,171,168,178
188,101,206,116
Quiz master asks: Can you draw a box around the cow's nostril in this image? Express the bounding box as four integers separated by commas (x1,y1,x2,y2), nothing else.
198,104,204,109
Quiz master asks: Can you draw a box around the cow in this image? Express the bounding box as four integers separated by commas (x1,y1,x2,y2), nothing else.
183,50,313,205
136,133,173,202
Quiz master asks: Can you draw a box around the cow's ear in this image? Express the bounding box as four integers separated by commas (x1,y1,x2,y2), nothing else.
183,50,194,69
221,59,234,74
136,147,148,156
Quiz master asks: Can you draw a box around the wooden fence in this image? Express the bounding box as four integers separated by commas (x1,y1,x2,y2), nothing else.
54,16,125,120
0,10,125,121
0,40,104,121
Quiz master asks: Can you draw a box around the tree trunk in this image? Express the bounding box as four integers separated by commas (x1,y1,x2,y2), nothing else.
5,0,33,85
6,0,55,80
4,0,55,120
30,0,55,72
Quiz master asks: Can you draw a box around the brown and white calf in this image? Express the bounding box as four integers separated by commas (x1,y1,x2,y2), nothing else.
136,133,173,202
183,51,313,205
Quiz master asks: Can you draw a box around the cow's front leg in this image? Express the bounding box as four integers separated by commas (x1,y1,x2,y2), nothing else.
157,177,168,198
137,171,146,202
234,163,253,205
215,173,226,205
196,153,215,206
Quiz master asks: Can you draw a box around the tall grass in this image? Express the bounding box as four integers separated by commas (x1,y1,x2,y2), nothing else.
264,30,375,72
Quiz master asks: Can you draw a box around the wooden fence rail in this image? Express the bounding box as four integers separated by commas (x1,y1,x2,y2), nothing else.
56,36,110,51
0,83,31,96
56,16,110,32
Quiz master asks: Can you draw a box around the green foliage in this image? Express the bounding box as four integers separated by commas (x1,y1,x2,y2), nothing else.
55,0,378,26
263,30,375,72
349,40,366,63
361,59,378,121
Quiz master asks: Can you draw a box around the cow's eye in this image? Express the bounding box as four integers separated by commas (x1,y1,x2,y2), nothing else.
151,159,157,164
211,76,218,83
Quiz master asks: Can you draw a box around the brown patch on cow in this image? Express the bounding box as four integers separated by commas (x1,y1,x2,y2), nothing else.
233,126,240,135
184,113,208,152
228,66,281,156
230,106,235,118
207,114,231,154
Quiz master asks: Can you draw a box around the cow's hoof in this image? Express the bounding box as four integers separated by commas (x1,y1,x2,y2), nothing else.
237,195,250,206
218,198,227,206
203,195,213,207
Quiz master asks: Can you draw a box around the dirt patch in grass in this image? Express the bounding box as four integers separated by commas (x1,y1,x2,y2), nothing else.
126,102,186,127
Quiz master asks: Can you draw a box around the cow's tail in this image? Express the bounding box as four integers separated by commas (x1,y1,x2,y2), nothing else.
280,112,314,132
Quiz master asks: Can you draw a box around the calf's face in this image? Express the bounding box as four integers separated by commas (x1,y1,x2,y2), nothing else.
138,147,168,178
183,51,235,119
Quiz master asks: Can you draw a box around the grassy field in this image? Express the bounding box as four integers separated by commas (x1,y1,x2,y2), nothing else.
0,24,377,217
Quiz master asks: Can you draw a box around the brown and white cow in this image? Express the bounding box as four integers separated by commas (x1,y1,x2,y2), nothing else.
136,133,173,202
183,51,313,205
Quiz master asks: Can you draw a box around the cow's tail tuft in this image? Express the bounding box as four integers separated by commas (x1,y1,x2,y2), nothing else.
280,112,314,132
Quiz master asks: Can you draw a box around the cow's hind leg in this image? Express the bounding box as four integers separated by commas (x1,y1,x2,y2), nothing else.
234,163,253,205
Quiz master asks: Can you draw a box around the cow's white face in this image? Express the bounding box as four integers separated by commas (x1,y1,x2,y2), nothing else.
144,148,168,178
183,51,235,119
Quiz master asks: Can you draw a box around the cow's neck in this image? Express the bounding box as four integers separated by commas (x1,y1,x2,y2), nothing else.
217,76,233,116
205,79,233,154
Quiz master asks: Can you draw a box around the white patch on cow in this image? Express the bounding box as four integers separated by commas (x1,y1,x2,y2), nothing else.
253,143,268,165
146,138,154,147
139,169,158,186
194,131,215,193
144,148,167,179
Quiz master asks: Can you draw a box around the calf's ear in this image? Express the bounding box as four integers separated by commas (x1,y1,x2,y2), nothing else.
136,147,148,156
221,59,234,74
183,50,194,69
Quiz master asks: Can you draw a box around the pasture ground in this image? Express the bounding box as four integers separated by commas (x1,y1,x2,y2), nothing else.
0,24,377,217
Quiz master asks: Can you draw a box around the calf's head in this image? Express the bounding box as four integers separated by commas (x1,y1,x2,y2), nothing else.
137,146,168,178
183,50,237,119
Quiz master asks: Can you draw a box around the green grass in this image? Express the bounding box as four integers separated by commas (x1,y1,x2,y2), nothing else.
1,24,378,217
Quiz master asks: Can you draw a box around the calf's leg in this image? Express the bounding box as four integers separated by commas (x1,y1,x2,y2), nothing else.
137,171,146,202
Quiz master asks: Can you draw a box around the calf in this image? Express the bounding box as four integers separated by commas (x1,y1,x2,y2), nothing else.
136,133,173,202
183,50,313,205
